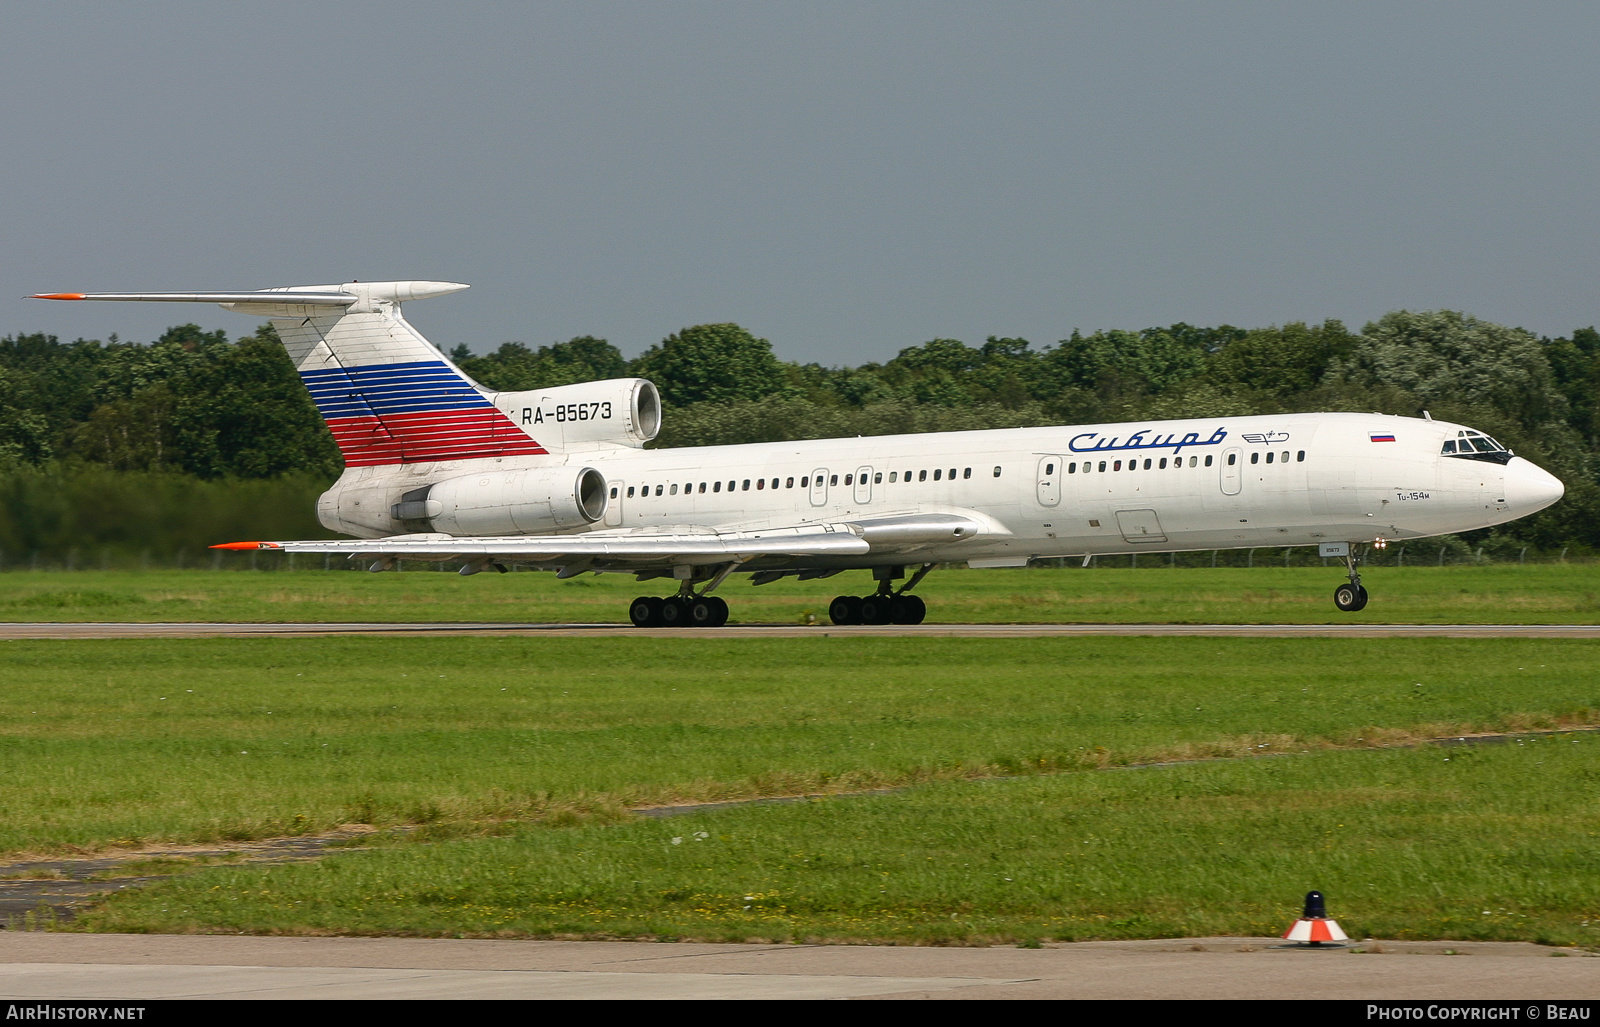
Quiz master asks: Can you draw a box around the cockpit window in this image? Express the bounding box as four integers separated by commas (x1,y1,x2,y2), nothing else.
1443,431,1511,464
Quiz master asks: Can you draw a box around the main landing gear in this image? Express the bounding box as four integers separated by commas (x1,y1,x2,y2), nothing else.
629,594,729,628
629,562,737,628
1333,547,1369,612
828,563,935,625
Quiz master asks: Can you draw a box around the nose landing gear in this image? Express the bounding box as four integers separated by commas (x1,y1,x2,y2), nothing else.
1333,547,1369,612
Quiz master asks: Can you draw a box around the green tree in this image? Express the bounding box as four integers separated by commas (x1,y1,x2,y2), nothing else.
1353,310,1566,427
629,324,792,406
1207,320,1358,398
454,336,628,392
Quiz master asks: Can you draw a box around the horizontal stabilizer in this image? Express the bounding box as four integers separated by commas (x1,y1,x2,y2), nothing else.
28,282,468,313
31,290,358,305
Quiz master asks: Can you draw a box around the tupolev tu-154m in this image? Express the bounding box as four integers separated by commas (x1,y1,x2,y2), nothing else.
33,281,1565,626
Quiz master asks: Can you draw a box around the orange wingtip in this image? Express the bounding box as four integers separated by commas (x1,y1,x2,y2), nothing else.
30,293,86,301
209,541,278,550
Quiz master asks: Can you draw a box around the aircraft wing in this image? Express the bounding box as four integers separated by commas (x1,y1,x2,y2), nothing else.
214,522,872,566
211,511,1005,571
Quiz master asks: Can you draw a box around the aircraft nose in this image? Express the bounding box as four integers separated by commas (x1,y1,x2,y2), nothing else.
1502,457,1564,516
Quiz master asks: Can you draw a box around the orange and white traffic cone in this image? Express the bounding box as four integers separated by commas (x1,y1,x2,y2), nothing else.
1283,891,1348,945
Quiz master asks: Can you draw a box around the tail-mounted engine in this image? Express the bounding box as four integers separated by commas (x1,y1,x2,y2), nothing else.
391,466,608,536
492,378,660,451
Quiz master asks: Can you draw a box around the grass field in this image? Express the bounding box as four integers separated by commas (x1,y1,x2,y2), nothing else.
0,562,1597,623
74,737,1600,946
3,631,1597,945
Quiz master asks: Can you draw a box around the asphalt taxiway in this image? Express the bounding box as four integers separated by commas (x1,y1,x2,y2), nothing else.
1,933,1596,1000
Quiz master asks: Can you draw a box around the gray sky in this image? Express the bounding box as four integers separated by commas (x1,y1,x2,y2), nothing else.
6,1,1597,365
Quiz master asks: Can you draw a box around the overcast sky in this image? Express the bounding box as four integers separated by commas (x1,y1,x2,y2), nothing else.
6,2,1597,365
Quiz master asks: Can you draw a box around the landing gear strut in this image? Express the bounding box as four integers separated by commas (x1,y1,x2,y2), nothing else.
829,564,933,625
1333,547,1369,612
628,563,736,628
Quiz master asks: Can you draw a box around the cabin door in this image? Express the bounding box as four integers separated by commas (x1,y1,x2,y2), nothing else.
810,468,829,507
604,480,624,526
1220,448,1243,496
853,466,873,504
1036,455,1062,507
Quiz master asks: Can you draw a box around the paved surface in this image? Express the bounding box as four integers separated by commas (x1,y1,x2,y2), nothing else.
0,934,1595,1000
2,621,1598,639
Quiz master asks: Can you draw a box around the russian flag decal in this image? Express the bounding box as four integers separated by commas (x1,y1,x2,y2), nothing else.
1370,433,1397,443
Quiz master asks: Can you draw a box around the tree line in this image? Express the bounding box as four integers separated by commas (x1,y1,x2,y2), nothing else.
1,310,1595,556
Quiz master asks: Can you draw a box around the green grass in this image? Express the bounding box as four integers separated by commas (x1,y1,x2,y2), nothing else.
0,563,1597,622
73,736,1600,946
8,629,1596,945
2,636,1596,858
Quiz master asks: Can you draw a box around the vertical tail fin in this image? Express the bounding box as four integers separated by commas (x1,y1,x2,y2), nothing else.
34,281,548,467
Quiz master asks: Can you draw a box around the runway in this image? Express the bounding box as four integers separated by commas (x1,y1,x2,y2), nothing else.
1,621,1597,639
1,933,1596,1000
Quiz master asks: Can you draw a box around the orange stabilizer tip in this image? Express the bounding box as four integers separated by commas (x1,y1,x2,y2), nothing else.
209,541,270,550
30,293,86,301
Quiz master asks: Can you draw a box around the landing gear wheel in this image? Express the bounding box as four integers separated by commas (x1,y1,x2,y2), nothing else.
829,595,863,625
691,595,729,627
890,594,927,625
629,596,663,627
859,594,894,625
659,596,694,627
1333,583,1369,612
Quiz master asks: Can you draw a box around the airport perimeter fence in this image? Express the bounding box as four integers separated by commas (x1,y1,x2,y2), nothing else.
0,539,1591,573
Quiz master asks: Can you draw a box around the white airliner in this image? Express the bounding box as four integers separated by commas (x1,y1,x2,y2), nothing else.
33,281,1565,626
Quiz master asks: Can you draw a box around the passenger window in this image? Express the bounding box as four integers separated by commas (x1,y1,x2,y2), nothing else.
713,481,721,493
1191,456,1198,467
1098,461,1106,472
656,485,663,496
728,481,735,492
1143,459,1151,470
671,484,679,495
1114,460,1122,471
933,469,942,480
874,472,883,484
993,466,1002,477
1266,453,1274,464
801,476,809,487
889,472,897,482
963,468,971,479
1251,452,1259,464
845,474,853,485
771,478,779,489
699,482,706,493
757,479,764,489
1281,452,1289,463
786,477,794,488
949,468,956,479
1068,462,1076,474
919,470,927,482
1158,458,1166,469
610,487,618,498
829,475,838,486
742,480,750,491
627,486,635,498
1297,451,1305,462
